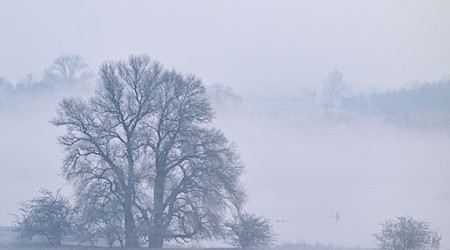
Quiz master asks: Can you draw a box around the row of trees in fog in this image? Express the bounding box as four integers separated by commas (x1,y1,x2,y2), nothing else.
12,55,275,248
341,81,450,118
0,55,241,114
0,54,92,99
3,55,448,124
301,70,450,122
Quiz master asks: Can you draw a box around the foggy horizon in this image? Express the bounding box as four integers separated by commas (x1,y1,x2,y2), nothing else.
1,1,450,96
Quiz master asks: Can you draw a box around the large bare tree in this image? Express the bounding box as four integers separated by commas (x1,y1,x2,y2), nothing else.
52,55,245,248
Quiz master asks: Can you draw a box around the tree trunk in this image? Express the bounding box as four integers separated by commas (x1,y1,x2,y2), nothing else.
149,169,166,248
124,142,139,248
48,233,62,246
149,236,164,249
124,197,139,247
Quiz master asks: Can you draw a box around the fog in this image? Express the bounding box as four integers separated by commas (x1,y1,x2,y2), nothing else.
2,92,450,248
1,0,450,249
217,109,450,247
1,1,450,95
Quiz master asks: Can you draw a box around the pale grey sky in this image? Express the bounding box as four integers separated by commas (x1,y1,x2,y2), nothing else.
1,0,450,95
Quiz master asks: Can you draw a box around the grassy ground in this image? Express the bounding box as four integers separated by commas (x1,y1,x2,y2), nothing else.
0,247,236,250
0,227,15,248
0,227,373,250
0,244,373,250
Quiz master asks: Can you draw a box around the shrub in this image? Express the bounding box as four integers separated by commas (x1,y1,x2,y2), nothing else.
15,189,74,246
225,212,276,249
374,216,441,250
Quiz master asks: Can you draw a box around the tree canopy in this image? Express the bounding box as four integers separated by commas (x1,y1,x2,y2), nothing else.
52,55,245,248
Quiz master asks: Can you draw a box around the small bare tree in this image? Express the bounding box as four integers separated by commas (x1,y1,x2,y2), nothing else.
322,70,346,102
15,190,74,246
321,70,346,114
43,54,93,87
206,83,243,109
0,77,12,102
225,213,275,249
374,216,441,250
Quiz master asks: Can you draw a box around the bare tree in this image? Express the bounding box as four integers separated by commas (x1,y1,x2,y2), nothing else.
430,230,442,250
321,70,346,113
43,54,93,87
225,213,275,249
52,55,162,247
206,83,243,110
52,55,245,248
374,216,441,250
15,190,74,246
0,77,12,103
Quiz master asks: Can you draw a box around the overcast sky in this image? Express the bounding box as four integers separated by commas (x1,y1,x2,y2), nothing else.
1,0,450,96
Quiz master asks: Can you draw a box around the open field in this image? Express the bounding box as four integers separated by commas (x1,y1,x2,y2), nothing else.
0,226,375,250
0,246,373,250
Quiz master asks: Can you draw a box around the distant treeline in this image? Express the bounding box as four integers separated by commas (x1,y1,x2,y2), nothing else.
0,55,241,112
340,80,450,119
0,54,93,104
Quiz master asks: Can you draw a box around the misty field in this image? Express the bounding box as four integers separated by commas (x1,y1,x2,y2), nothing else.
1,95,449,248
0,225,375,250
218,110,450,247
0,226,375,250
